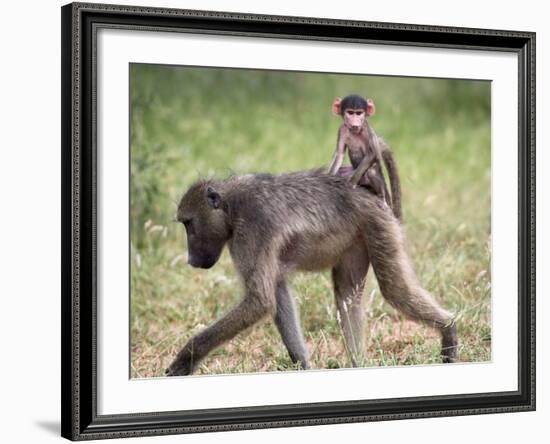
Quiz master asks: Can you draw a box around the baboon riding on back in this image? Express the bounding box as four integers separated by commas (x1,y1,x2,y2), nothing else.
166,169,457,376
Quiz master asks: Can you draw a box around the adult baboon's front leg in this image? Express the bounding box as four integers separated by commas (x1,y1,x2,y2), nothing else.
274,280,309,370
166,287,274,376
332,240,370,367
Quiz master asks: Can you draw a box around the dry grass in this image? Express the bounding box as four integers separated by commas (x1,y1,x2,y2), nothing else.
130,66,491,378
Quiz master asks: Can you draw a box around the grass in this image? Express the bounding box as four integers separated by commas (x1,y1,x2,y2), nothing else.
130,64,491,378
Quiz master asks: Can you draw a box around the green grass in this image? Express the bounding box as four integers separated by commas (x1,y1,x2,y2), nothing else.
130,64,491,378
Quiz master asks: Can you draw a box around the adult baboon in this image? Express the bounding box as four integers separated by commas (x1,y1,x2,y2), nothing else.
166,170,456,376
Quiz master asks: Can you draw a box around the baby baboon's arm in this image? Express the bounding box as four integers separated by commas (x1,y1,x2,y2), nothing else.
328,127,347,175
349,145,379,187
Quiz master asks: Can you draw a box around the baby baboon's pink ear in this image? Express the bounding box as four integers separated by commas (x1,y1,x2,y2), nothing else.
332,97,342,115
366,99,376,117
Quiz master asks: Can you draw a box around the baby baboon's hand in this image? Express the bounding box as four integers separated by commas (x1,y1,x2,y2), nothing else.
348,174,361,188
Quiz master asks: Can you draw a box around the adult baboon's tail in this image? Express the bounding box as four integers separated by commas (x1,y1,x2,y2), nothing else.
381,147,402,221
359,201,457,361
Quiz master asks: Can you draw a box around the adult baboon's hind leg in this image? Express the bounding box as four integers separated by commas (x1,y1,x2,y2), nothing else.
382,284,458,363
362,206,458,363
332,240,370,367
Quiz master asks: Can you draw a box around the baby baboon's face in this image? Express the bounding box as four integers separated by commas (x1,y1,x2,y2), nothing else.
177,182,230,269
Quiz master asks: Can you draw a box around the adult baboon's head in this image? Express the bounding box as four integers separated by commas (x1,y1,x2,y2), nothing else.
176,181,231,269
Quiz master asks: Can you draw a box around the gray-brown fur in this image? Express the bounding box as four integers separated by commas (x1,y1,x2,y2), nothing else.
166,170,456,376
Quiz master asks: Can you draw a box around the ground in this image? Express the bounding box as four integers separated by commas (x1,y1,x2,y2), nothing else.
130,66,491,378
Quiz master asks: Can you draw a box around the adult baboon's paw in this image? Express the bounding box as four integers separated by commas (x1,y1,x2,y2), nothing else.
164,356,194,376
165,345,199,376
165,360,193,377
441,344,458,363
441,322,458,363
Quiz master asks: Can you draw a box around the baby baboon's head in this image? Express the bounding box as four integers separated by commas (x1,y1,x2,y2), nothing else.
177,181,231,269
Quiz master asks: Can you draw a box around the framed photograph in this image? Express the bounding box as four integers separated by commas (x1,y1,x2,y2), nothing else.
61,2,535,440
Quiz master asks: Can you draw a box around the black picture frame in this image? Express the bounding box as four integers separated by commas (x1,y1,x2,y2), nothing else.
61,2,536,440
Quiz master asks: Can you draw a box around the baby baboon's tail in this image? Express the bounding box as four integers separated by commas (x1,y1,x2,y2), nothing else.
381,146,402,222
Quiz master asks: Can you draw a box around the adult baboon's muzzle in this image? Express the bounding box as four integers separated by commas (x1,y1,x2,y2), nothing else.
188,253,218,269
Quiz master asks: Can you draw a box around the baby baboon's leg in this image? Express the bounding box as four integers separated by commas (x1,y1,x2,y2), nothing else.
366,167,391,208
274,280,309,369
332,240,370,367
362,206,458,362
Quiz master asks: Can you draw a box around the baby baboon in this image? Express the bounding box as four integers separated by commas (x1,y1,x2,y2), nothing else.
329,94,402,220
166,170,456,376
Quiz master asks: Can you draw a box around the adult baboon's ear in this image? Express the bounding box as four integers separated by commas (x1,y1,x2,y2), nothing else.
206,186,222,209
